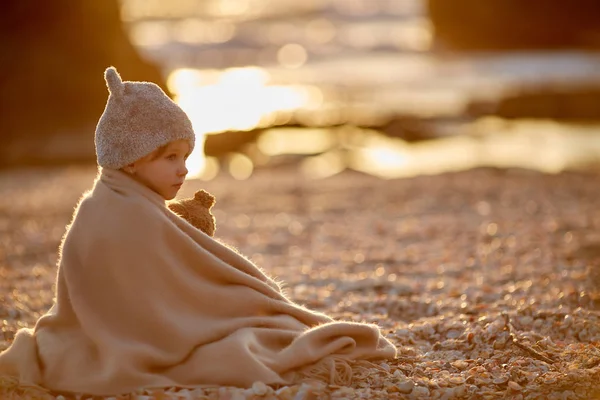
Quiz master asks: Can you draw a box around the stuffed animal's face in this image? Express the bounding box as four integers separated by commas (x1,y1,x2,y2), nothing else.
168,190,216,236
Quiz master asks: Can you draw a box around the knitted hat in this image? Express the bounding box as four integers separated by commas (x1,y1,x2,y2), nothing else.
95,66,195,169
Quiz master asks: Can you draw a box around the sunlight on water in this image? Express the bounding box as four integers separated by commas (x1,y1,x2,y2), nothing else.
119,0,600,182
300,150,346,179
168,67,319,178
277,44,308,69
257,128,335,156
348,119,600,179
227,153,254,180
169,67,311,133
239,120,600,180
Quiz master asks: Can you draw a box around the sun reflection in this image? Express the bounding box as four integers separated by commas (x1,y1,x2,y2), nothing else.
352,146,408,178
212,0,251,17
305,18,336,44
300,150,346,179
228,153,254,180
169,66,317,178
196,156,220,180
129,21,171,47
170,66,309,135
278,44,308,69
257,128,335,156
393,18,432,51
172,19,236,45
121,0,200,21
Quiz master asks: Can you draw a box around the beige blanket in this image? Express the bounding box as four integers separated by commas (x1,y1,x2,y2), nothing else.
0,168,396,396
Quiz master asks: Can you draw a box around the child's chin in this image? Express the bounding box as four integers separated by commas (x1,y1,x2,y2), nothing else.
161,189,178,201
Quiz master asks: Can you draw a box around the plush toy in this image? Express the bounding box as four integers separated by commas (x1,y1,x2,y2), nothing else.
168,189,217,236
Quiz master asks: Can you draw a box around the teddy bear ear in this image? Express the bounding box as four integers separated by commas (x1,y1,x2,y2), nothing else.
167,202,187,217
193,189,216,208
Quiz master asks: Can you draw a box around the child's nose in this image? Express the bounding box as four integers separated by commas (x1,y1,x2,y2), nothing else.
178,163,188,176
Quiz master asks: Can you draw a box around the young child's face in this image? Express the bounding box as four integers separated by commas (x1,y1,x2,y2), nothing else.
129,140,191,200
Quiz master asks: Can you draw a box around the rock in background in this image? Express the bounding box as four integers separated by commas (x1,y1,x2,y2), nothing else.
0,0,168,167
467,85,600,121
427,0,600,50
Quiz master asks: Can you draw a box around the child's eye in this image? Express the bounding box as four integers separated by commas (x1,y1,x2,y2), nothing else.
166,154,177,161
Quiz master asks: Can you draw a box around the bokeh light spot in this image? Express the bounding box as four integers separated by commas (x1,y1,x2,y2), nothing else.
278,44,308,69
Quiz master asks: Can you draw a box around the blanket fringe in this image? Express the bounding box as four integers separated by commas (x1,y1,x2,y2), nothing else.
295,356,383,387
0,375,54,400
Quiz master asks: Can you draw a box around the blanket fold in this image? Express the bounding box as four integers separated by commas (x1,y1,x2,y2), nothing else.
0,168,396,396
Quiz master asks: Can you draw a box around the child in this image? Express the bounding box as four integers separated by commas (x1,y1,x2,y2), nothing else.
0,67,396,397
96,66,195,201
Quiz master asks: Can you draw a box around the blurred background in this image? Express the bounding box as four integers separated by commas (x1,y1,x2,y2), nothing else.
2,0,600,180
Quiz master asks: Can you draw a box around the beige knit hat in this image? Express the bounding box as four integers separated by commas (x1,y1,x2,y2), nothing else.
95,66,195,169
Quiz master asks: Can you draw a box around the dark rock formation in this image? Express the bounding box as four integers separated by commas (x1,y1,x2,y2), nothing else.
427,0,600,50
0,0,167,167
204,129,264,158
467,86,600,121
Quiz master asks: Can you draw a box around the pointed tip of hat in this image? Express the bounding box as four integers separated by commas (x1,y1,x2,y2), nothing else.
104,66,124,96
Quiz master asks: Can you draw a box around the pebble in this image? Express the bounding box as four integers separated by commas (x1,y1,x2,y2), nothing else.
252,381,269,396
508,381,523,391
410,386,430,398
231,392,246,400
451,360,469,370
2,167,600,400
397,380,415,394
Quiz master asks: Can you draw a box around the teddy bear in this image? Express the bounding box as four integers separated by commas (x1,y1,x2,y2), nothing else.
168,189,217,236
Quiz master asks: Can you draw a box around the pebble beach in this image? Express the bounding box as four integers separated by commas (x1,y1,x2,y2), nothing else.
1,165,599,399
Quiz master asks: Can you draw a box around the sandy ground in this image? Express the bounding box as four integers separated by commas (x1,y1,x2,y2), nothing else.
1,165,600,399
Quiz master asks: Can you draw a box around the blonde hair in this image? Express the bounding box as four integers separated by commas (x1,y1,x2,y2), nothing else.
120,143,169,174
147,144,170,161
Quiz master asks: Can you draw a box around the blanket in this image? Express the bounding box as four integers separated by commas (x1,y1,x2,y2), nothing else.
0,168,396,396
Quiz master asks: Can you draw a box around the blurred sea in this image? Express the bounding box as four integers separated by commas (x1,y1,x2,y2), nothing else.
120,0,600,179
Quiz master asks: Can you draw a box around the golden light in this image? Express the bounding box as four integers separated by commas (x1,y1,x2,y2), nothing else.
277,44,308,69
184,134,207,178
350,145,409,178
340,25,377,49
305,18,336,44
393,18,432,51
129,21,170,47
197,157,220,181
212,0,251,17
303,85,324,108
228,153,253,180
268,23,299,44
167,64,307,181
121,0,202,21
300,150,345,179
169,67,310,144
167,68,216,95
209,21,236,43
172,19,204,44
256,128,335,156
171,19,235,45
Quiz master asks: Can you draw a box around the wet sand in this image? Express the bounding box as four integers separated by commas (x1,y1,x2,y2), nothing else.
1,166,600,399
